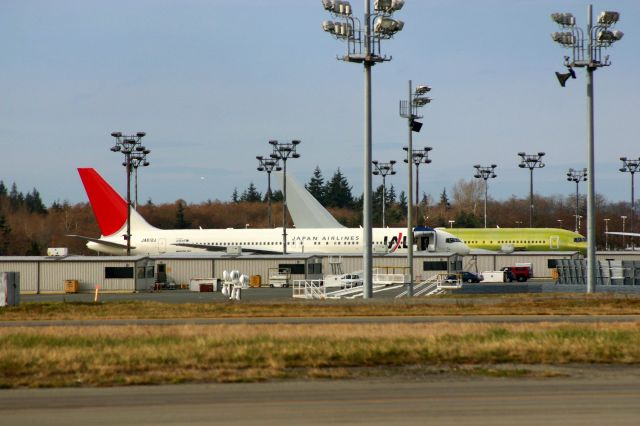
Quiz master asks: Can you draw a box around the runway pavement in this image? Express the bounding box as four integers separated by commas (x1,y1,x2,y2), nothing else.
1,372,639,425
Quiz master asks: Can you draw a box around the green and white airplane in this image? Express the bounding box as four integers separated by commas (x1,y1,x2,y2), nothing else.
442,227,587,254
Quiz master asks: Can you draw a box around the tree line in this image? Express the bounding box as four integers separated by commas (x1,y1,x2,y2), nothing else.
0,170,634,255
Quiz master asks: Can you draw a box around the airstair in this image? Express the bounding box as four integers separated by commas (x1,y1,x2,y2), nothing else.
395,273,462,298
292,269,408,300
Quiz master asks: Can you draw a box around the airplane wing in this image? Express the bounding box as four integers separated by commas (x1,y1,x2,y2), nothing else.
66,235,135,249
170,242,278,255
606,232,640,237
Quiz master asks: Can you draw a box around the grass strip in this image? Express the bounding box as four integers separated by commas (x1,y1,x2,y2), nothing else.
1,294,640,321
0,322,638,388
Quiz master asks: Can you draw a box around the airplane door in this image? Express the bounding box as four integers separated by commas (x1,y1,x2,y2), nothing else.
550,235,560,250
158,238,167,253
414,228,436,252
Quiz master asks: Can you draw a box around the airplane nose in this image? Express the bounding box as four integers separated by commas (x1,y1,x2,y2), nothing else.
458,244,471,255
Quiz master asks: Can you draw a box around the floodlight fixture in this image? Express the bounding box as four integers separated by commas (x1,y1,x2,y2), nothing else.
619,157,640,249
257,154,282,228
597,11,620,26
374,17,404,37
372,159,397,228
551,31,576,46
567,167,588,232
551,12,576,27
321,0,405,299
551,5,623,293
597,30,623,45
518,152,545,227
269,139,301,254
403,144,433,233
374,0,404,13
412,97,431,107
399,81,433,297
473,164,498,228
110,131,149,254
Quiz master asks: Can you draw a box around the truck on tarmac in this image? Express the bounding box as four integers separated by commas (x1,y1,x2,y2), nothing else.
501,266,531,282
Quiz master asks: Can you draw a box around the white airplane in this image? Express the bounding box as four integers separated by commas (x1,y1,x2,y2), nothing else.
69,168,469,255
70,168,470,256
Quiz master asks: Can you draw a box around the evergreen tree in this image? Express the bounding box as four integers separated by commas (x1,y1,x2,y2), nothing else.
387,184,397,205
240,182,262,202
231,187,239,203
9,183,23,211
174,200,190,229
372,184,385,226
26,240,41,256
25,188,47,214
305,166,326,204
0,214,10,255
324,169,354,208
439,188,450,209
0,182,7,210
398,191,408,215
271,190,283,202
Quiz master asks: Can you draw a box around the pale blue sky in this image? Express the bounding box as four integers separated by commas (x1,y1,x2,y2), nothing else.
1,0,639,205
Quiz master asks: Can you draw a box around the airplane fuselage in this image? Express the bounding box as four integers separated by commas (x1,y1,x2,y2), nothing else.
88,226,470,256
446,228,587,254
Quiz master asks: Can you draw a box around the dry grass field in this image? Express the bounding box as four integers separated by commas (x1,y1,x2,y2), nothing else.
1,293,640,321
1,294,639,388
1,321,639,388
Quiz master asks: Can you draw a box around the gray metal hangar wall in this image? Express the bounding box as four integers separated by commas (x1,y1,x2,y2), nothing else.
0,256,155,293
151,252,462,287
151,253,323,287
328,253,462,280
462,252,583,278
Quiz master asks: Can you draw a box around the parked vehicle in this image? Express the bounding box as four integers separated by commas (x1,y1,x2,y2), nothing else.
501,266,531,282
445,271,484,283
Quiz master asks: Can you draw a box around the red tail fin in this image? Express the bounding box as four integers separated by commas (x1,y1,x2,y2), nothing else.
78,168,128,236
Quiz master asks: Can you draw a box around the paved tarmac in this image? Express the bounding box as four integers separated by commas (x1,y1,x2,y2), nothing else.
1,372,639,425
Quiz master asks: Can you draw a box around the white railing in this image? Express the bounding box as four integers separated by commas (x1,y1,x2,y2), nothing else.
292,279,326,299
396,273,462,298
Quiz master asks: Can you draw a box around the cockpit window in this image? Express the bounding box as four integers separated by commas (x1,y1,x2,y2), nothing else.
446,238,461,243
573,237,587,243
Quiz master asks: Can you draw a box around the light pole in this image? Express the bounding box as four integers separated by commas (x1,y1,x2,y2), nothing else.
473,164,497,228
130,150,151,210
372,160,396,228
551,6,623,293
403,146,432,226
400,83,431,297
557,219,564,228
604,218,610,250
322,0,405,298
448,220,455,229
619,157,639,249
269,140,300,255
518,152,545,227
621,215,627,249
566,168,587,232
515,220,523,228
257,155,282,228
110,131,147,256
